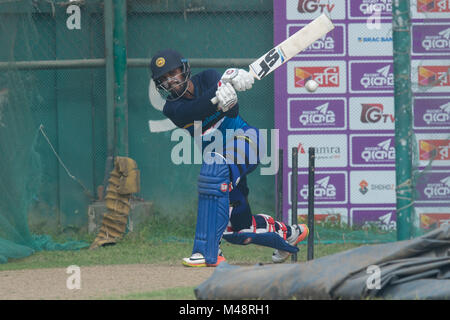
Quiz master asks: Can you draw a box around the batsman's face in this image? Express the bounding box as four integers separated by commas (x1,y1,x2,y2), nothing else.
158,68,186,95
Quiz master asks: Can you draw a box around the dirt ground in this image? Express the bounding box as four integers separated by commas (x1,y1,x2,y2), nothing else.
0,264,215,300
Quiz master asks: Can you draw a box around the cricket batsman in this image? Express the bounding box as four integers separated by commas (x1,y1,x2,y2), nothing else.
149,49,309,267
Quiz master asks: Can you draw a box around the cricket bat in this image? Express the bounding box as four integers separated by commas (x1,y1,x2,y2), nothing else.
211,13,334,104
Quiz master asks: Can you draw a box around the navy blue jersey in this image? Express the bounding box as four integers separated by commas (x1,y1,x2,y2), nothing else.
163,69,247,138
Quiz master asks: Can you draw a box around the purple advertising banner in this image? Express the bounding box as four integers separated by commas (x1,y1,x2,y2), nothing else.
288,24,345,56
415,171,450,203
350,61,394,92
348,0,393,18
350,135,396,166
412,24,450,55
413,97,450,129
274,1,450,225
288,98,346,130
292,172,347,205
351,208,397,231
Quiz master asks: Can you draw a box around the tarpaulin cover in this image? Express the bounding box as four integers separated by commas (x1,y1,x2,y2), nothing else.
195,225,450,300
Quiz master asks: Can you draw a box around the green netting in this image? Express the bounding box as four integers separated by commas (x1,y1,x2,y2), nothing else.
0,5,89,263
0,76,88,263
0,68,88,264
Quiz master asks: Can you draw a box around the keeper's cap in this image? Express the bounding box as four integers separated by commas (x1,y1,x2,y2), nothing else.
150,49,186,80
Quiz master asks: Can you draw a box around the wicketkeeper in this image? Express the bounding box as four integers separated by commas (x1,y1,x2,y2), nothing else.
149,49,309,267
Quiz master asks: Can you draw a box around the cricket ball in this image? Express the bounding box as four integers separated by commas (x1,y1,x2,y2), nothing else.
305,80,319,92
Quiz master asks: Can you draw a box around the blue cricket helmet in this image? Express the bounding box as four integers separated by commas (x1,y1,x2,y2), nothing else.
150,49,191,101
150,49,187,80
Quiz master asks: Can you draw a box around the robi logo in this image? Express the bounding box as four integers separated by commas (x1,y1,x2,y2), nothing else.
298,0,335,13
419,66,450,87
294,66,340,88
417,0,450,12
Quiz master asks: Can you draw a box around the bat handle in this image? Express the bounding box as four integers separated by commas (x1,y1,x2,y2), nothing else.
210,96,219,105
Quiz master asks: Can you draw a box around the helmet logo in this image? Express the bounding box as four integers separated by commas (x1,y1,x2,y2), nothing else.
155,57,165,67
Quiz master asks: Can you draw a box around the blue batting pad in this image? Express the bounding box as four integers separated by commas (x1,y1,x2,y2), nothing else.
192,157,230,265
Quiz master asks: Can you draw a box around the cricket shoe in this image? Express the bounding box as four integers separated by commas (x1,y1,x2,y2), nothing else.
272,224,309,263
182,250,226,267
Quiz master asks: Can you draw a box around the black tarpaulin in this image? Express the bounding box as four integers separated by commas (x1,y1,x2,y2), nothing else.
195,225,450,300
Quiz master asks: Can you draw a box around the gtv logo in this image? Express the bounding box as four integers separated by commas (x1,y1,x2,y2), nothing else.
297,0,335,14
360,103,395,124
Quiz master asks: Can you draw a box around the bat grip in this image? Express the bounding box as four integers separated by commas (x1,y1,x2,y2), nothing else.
210,96,219,105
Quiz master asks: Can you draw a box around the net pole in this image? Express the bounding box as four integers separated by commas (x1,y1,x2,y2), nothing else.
105,0,115,160
276,149,283,222
392,0,413,240
307,147,315,261
291,147,298,262
113,0,129,156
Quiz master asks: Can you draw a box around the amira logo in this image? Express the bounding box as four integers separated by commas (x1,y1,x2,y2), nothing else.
297,143,306,154
297,142,341,160
288,134,347,168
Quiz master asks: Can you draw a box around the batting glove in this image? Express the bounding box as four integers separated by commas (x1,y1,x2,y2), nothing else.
215,81,238,112
221,68,254,92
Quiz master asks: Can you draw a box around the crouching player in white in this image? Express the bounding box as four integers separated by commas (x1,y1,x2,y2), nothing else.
149,49,309,267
